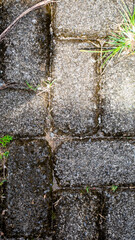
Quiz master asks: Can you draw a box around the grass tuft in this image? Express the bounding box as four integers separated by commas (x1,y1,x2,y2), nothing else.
81,0,135,68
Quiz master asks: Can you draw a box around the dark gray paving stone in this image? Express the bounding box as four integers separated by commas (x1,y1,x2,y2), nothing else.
0,238,26,240
3,140,52,238
101,55,135,136
0,0,50,87
104,190,135,240
0,89,47,136
53,0,133,38
52,40,98,136
54,140,135,187
0,238,52,240
53,191,100,240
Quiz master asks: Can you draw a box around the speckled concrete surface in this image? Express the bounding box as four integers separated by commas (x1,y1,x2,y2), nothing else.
104,190,135,240
54,140,135,187
53,191,101,240
51,40,98,135
53,0,132,38
0,89,47,136
0,0,135,239
101,55,135,136
4,140,51,238
0,0,50,87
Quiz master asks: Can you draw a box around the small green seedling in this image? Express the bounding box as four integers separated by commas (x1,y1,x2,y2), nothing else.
26,81,39,92
111,185,118,192
81,0,135,68
0,151,9,159
45,79,55,87
0,135,13,147
51,211,56,220
0,136,13,185
86,186,89,193
0,179,6,186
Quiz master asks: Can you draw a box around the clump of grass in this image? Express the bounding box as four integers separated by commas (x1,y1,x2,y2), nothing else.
81,0,135,68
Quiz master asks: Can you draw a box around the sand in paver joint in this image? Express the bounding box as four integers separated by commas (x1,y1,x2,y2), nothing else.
0,0,134,239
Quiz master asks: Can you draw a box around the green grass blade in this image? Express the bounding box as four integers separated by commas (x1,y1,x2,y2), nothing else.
80,49,112,53
120,0,131,19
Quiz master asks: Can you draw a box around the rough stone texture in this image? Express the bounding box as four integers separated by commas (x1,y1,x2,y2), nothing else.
101,55,135,136
53,191,100,240
0,238,52,240
0,2,6,86
54,140,135,187
53,0,133,38
3,140,52,238
0,0,135,239
104,190,135,240
0,89,47,136
0,0,50,87
52,40,98,136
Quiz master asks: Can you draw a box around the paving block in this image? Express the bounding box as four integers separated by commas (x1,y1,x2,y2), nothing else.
54,140,135,187
0,238,25,240
53,0,133,38
104,190,135,240
101,55,135,136
0,0,50,87
0,238,52,240
0,89,47,137
53,191,100,240
52,40,98,135
3,140,52,238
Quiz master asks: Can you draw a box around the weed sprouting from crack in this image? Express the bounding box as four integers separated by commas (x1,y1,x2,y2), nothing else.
0,135,13,186
111,185,118,192
0,135,13,148
81,0,135,70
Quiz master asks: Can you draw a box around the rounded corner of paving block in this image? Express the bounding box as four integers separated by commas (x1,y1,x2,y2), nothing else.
54,140,135,187
53,191,100,240
0,90,47,136
101,55,135,135
53,0,122,37
3,139,52,238
103,189,135,239
51,40,98,135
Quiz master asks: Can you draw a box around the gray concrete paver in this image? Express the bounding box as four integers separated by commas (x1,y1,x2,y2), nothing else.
54,140,135,186
104,190,135,240
3,140,51,238
101,56,135,135
53,0,132,38
0,238,52,240
1,0,50,87
53,191,100,240
0,89,47,136
52,40,98,135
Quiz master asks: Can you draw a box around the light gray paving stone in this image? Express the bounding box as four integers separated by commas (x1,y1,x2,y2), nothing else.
54,140,135,187
52,40,98,135
53,191,100,240
53,0,133,38
0,89,47,136
0,0,50,87
101,55,135,136
104,190,135,240
3,140,52,238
